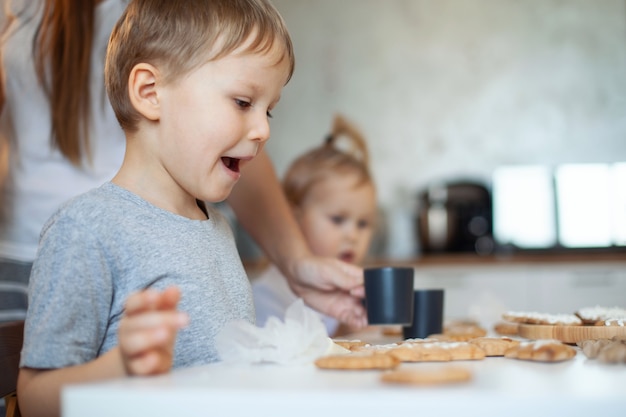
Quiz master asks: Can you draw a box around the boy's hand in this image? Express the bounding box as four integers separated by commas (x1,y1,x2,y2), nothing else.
118,287,189,376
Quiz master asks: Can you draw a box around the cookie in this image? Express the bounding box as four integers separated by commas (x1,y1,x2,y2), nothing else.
493,321,519,336
445,318,481,328
388,341,485,362
381,326,402,336
452,342,486,360
597,340,626,364
387,342,452,362
576,306,626,325
594,318,625,327
502,311,582,326
350,343,399,354
428,324,487,342
333,339,368,351
578,338,626,364
381,366,472,386
314,352,400,370
504,339,577,362
442,323,488,340
468,337,520,357
441,342,486,360
577,339,614,359
429,331,484,342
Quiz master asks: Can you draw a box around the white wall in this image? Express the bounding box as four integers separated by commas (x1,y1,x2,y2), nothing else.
269,0,626,210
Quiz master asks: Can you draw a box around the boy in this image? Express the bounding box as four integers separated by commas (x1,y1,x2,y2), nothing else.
17,1,295,416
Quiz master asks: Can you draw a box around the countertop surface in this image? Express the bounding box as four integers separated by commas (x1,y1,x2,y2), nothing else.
366,249,626,267
62,329,626,417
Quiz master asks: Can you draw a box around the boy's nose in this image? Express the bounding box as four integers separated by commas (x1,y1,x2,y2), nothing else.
249,114,271,143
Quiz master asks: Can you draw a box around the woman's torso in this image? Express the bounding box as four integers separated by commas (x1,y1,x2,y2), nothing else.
0,0,128,261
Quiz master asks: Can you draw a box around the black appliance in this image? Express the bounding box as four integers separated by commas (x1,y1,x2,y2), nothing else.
416,180,494,255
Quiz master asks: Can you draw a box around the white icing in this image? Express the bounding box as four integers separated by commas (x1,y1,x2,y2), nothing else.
521,339,562,350
362,343,398,351
578,306,626,321
505,311,582,325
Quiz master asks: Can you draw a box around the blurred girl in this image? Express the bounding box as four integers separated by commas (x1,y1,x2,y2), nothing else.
253,114,378,337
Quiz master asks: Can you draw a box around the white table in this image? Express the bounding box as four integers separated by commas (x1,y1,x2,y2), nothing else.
63,335,626,417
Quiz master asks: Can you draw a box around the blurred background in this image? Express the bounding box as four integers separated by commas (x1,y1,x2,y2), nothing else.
227,0,626,261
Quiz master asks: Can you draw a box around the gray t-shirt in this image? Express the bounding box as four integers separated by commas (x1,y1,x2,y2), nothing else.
21,182,254,369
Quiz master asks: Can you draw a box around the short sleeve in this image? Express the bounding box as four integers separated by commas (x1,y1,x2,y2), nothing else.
21,210,114,368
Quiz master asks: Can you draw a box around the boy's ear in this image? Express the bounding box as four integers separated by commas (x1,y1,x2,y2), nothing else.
128,63,161,121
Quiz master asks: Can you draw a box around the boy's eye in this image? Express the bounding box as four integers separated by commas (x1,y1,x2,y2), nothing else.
235,99,273,118
235,99,251,109
358,219,371,229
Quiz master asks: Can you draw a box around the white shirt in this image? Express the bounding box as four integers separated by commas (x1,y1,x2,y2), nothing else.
0,0,128,261
252,264,340,336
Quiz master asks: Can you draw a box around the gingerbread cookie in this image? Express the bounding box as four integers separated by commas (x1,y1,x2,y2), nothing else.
504,339,577,362
315,352,400,370
597,340,626,364
594,318,625,327
441,323,488,341
502,311,582,326
577,338,614,359
493,321,519,336
350,343,399,354
381,326,403,336
576,306,626,325
388,341,485,362
387,342,452,362
578,337,626,364
441,342,486,360
333,339,368,351
381,366,472,386
445,318,481,328
429,324,487,342
468,337,520,357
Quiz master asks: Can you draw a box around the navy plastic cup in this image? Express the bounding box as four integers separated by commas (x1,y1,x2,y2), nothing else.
402,289,444,339
363,266,414,325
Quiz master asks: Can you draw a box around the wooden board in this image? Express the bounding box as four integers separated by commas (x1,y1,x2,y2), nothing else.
518,323,626,344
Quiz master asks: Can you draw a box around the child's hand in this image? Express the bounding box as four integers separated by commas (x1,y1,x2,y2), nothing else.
118,286,189,376
287,256,368,330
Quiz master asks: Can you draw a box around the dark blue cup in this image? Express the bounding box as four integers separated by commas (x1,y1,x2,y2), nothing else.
364,266,414,325
402,289,444,339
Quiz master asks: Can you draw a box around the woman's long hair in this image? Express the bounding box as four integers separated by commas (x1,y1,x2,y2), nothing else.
34,0,97,165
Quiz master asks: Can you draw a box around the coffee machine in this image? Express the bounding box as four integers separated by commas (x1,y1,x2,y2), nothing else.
416,180,494,255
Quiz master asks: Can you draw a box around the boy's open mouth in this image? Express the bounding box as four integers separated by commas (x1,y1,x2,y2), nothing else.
222,157,240,173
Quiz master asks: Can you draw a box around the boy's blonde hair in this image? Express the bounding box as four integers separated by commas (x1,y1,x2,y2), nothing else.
105,0,295,132
284,114,374,207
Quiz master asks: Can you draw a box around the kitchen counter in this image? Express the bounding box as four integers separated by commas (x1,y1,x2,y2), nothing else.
62,329,626,417
365,249,626,267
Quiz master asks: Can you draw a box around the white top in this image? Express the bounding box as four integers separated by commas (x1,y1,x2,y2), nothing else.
62,330,626,417
0,0,128,261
